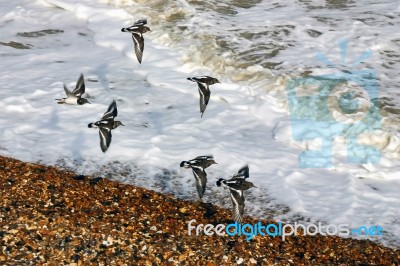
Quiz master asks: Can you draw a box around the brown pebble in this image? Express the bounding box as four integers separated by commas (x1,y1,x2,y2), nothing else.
0,155,399,265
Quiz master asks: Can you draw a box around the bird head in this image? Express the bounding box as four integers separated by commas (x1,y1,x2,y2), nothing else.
209,78,220,85
143,26,151,33
113,121,125,129
209,159,217,166
78,98,90,105
243,181,256,190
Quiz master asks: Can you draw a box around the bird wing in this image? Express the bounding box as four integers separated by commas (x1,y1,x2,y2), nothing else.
194,155,214,161
132,32,144,64
192,167,207,199
187,155,213,168
229,188,245,223
197,82,210,117
122,25,138,32
192,76,211,83
233,165,249,179
134,19,147,26
99,127,112,153
225,178,254,191
195,155,216,169
63,85,75,98
186,158,199,166
72,73,85,97
101,100,118,121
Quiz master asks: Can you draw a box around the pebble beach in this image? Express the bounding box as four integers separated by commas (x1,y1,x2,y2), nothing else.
1,156,399,265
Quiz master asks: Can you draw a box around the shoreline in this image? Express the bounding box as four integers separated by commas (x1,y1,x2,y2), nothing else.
0,155,399,265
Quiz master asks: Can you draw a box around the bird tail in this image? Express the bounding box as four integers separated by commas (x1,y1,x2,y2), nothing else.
180,161,191,168
216,178,225,187
187,77,195,82
55,98,65,104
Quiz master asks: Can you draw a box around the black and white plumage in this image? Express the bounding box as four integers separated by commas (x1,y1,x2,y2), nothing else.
180,155,217,200
216,165,254,223
55,74,90,105
121,19,151,64
232,165,249,180
88,100,124,153
187,76,220,118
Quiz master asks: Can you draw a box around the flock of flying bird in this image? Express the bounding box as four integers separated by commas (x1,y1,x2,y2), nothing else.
54,19,255,223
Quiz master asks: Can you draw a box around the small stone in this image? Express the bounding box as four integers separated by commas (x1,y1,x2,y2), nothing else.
71,254,80,263
102,240,112,247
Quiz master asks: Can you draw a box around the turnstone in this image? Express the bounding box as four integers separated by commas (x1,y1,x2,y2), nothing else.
55,73,90,105
216,165,255,223
187,76,220,117
88,100,124,153
121,19,151,64
180,155,217,200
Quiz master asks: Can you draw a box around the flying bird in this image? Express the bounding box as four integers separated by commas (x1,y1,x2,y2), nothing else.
55,73,90,105
88,100,124,153
180,155,217,200
216,165,255,223
121,19,151,64
187,76,220,117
